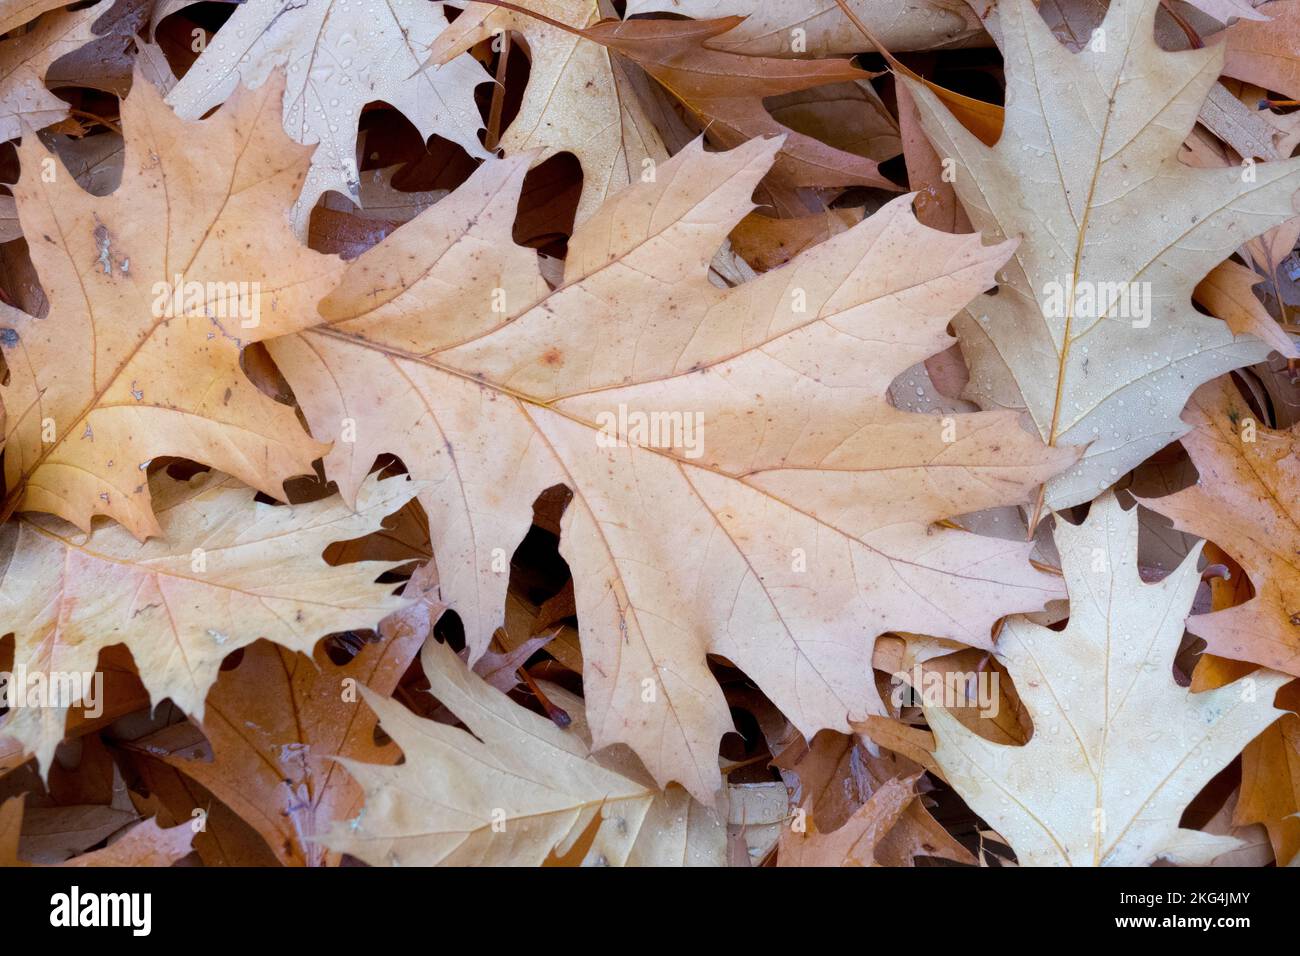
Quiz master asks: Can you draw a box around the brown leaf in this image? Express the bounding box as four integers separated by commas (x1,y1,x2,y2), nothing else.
584,16,900,191
125,619,426,866
0,793,192,866
0,70,344,536
1139,376,1300,677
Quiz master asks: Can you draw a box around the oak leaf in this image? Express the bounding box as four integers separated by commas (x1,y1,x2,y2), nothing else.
123,560,441,866
268,135,1072,802
126,624,426,867
778,771,922,866
0,470,419,774
1138,376,1300,677
9,801,135,863
907,0,1300,510
428,0,669,227
926,491,1289,866
166,0,491,233
773,729,974,866
0,794,194,866
583,15,899,193
1236,696,1300,867
43,0,152,98
0,0,76,36
122,759,284,866
0,3,100,141
0,70,344,537
323,636,663,866
1221,0,1300,103
1194,259,1299,360
622,0,987,56
535,675,729,865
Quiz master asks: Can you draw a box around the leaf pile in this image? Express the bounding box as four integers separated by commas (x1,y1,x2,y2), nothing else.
0,0,1296,867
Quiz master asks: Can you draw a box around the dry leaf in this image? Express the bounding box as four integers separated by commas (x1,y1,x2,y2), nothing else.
323,637,661,866
623,0,987,56
1197,82,1283,163
1194,259,1299,359
166,0,490,233
773,728,973,865
0,470,418,773
536,677,729,865
128,621,425,866
0,793,193,866
43,0,150,98
1138,376,1300,676
0,4,100,141
1221,0,1300,102
896,80,971,234
926,491,1289,866
0,0,76,36
14,801,134,862
269,136,1072,802
1236,697,1300,866
1189,0,1270,22
0,0,1294,878
428,0,669,227
584,16,900,192
729,207,863,271
0,71,345,537
0,193,18,242
778,771,922,866
908,0,1300,511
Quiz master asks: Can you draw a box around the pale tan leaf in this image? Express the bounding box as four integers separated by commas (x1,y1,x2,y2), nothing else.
927,492,1289,866
908,0,1300,511
0,471,419,774
166,0,491,234
429,0,669,227
269,136,1073,802
323,637,659,866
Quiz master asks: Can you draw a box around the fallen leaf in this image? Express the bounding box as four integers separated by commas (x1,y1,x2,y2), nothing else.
1235,691,1300,866
166,0,491,233
0,470,418,773
926,491,1289,866
0,4,100,141
778,771,921,866
584,16,900,192
1221,0,1300,102
0,70,345,537
773,728,974,865
1138,376,1300,676
269,135,1072,802
908,0,1300,511
1195,259,1299,359
623,0,987,56
323,637,661,866
0,793,193,866
0,0,76,36
428,0,669,227
128,620,425,866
